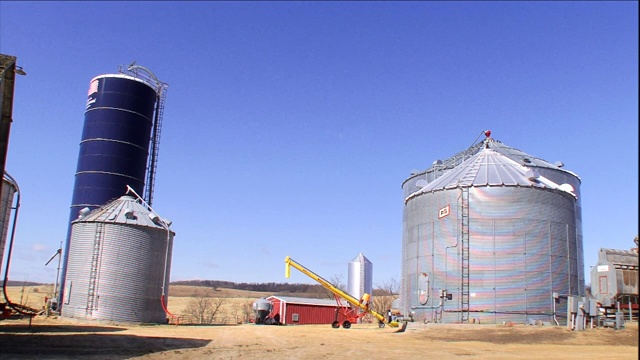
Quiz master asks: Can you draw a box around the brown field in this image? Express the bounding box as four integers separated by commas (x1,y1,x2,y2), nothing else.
1,285,638,359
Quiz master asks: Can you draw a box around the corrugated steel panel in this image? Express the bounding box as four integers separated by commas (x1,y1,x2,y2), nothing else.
406,149,575,202
598,249,639,267
401,137,580,199
61,196,173,324
75,195,169,229
402,184,580,325
0,175,17,267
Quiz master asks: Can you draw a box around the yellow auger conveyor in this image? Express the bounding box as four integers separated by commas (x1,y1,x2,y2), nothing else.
285,256,399,329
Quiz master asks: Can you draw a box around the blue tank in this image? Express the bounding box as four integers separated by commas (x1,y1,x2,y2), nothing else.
70,74,156,216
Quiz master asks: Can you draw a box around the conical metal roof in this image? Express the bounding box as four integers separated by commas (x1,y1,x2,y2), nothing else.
72,195,171,230
402,135,580,188
406,148,577,202
350,253,372,264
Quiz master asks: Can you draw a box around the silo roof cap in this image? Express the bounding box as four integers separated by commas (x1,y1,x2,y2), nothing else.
405,148,577,202
402,137,580,186
72,195,173,231
350,253,372,264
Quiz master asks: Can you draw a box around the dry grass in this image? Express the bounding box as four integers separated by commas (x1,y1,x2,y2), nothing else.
2,285,281,324
2,286,638,359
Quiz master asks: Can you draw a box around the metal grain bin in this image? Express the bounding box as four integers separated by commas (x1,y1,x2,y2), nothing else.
252,298,273,324
402,137,581,325
0,173,17,267
401,135,584,289
61,195,174,323
347,253,373,301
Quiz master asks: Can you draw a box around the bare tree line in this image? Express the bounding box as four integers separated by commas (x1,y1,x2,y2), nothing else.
180,276,401,324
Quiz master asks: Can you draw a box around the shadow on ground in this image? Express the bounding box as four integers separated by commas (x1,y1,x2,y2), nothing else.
0,324,124,333
0,330,210,359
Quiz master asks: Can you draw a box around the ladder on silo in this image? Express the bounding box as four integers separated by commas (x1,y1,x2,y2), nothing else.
144,84,167,207
86,223,104,315
460,187,470,323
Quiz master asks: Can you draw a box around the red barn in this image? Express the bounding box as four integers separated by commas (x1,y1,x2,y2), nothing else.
266,296,350,325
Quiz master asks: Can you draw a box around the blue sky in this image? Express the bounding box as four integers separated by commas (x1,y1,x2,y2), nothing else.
0,1,637,288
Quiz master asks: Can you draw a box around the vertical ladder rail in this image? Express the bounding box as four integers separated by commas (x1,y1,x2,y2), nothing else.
460,187,470,323
86,223,104,315
144,84,167,206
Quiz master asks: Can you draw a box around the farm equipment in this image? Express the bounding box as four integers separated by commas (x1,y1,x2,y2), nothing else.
284,256,399,329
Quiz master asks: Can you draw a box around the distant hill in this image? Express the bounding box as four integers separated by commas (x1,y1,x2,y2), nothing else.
169,280,396,297
170,279,324,295
0,280,46,287
1,279,395,297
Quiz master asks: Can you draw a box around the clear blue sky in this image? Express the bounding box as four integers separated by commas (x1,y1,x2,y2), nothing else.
1,2,637,287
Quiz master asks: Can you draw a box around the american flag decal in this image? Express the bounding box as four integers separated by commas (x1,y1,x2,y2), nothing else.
87,79,99,96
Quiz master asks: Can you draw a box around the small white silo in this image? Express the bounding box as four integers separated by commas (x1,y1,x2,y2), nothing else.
347,253,373,301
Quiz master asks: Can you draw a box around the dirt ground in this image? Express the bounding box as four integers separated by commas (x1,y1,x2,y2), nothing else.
0,316,637,360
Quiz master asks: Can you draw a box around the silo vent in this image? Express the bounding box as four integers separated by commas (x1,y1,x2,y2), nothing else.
78,207,91,219
523,158,531,163
148,213,160,224
559,183,575,196
525,169,540,181
124,209,135,219
415,179,429,188
432,160,443,166
554,161,564,168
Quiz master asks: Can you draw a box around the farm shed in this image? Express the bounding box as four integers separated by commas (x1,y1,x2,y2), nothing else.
266,296,350,325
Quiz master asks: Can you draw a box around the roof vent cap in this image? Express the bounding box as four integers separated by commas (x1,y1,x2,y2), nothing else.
415,179,429,188
559,183,575,195
78,207,91,219
124,209,135,219
525,168,540,181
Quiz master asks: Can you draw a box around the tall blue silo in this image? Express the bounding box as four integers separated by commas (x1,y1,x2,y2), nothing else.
71,74,156,217
59,67,166,307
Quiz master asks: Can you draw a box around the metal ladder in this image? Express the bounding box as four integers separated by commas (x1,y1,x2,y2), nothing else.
144,84,167,206
460,187,470,323
86,223,104,315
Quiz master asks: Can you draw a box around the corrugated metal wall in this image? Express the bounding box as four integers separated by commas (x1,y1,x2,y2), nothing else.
0,175,16,266
62,221,172,323
402,186,579,324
